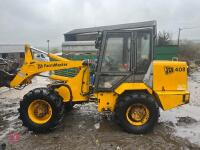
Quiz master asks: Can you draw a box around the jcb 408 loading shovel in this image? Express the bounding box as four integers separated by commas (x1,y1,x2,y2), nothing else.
0,20,189,134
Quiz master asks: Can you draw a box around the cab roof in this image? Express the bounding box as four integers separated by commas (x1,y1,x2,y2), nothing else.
64,20,157,35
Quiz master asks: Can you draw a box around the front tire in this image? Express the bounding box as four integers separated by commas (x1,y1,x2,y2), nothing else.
115,92,159,134
19,88,64,133
65,102,74,112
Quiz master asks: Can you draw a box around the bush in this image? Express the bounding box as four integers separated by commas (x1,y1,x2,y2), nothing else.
178,40,200,61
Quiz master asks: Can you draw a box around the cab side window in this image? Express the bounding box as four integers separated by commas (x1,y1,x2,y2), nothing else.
101,33,131,72
137,32,151,72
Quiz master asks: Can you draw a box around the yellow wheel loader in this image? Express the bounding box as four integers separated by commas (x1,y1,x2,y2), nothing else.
0,21,190,134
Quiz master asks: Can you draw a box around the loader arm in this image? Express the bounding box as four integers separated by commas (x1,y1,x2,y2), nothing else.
9,45,85,88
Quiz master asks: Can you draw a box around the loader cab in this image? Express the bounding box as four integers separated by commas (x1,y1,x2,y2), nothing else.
94,24,156,92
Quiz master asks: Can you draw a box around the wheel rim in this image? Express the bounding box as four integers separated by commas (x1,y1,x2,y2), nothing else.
126,103,150,126
28,100,52,124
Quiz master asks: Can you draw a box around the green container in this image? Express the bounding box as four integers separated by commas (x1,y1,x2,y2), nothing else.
154,45,179,60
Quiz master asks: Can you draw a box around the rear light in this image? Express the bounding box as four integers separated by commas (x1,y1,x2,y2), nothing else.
183,94,190,103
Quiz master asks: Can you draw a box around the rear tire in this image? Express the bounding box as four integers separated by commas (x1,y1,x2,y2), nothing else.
18,88,65,133
115,92,159,134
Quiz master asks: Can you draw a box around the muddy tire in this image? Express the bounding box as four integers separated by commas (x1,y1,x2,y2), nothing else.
115,92,159,134
65,102,74,112
18,88,65,133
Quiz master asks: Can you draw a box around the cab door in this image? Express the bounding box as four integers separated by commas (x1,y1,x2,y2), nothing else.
95,31,133,91
135,30,153,73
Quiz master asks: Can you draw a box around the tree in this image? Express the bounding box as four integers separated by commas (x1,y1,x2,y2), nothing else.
178,40,200,60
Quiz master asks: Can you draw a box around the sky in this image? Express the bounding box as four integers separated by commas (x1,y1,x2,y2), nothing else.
0,0,200,47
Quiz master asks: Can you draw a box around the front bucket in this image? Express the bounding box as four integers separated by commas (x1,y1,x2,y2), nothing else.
0,70,15,87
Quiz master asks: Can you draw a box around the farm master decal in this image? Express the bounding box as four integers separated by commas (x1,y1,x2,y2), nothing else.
37,63,68,69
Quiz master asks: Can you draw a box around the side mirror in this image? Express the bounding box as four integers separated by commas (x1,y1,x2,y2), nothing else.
95,32,103,49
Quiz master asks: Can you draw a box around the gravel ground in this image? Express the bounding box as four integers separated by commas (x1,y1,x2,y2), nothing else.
0,70,200,150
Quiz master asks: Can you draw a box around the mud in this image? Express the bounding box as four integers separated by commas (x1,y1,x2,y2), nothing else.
0,70,200,150
176,117,197,126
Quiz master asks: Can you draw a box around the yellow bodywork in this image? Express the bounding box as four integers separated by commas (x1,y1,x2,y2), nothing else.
95,83,153,112
153,61,188,91
95,92,118,112
96,61,189,112
153,61,189,110
51,67,90,102
155,91,189,110
10,45,90,103
115,83,153,94
10,45,84,87
54,85,71,101
9,45,190,113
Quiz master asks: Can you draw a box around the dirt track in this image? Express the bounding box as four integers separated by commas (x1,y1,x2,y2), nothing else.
0,70,200,150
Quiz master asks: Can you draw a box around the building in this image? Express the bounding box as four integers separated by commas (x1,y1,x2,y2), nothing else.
0,44,25,66
62,41,96,54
